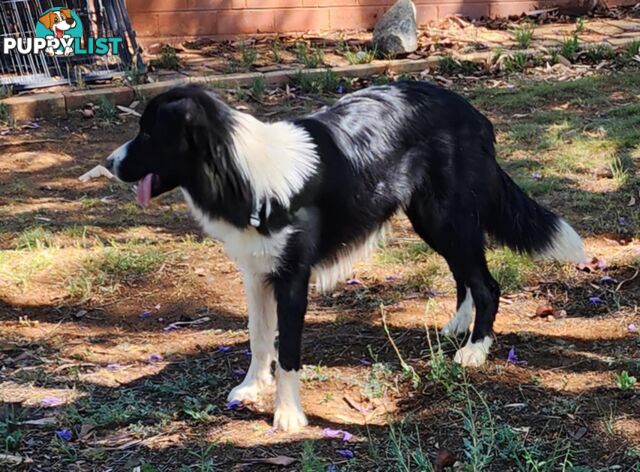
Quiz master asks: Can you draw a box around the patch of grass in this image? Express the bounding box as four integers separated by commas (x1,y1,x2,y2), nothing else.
559,34,580,62
250,76,266,101
270,39,282,63
296,42,324,68
344,46,377,65
487,248,536,293
626,39,640,57
584,43,616,63
609,154,632,185
150,45,181,70
386,422,434,472
294,70,341,94
0,84,13,99
439,55,477,75
97,96,118,123
614,371,637,391
373,74,391,85
0,405,23,451
301,441,324,472
512,24,534,49
0,103,9,124
16,225,55,250
377,240,432,264
503,52,528,73
239,41,257,68
125,61,145,85
575,17,586,34
300,364,330,382
363,362,395,400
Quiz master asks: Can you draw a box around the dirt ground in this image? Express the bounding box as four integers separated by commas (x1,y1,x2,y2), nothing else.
1,67,639,471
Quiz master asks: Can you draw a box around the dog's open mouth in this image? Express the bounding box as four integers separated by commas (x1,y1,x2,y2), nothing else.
136,173,160,208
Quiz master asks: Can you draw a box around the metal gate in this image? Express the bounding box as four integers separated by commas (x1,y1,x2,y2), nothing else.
0,0,144,90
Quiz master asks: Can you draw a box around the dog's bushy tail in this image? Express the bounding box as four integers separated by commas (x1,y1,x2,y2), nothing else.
484,167,586,263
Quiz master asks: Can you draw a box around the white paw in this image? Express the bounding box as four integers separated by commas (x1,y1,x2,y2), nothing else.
453,337,492,367
273,405,308,433
441,314,471,336
227,377,273,404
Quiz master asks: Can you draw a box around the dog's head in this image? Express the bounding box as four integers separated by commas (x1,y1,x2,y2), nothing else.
105,85,241,207
39,9,76,36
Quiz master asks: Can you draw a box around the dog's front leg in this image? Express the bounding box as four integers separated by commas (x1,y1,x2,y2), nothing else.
271,264,311,433
227,271,277,404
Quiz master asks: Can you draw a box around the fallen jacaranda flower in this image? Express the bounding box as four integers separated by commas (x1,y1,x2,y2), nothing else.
41,396,64,407
138,310,152,319
507,347,528,366
346,278,362,286
241,348,252,356
163,323,180,332
56,429,72,441
595,259,608,270
629,323,638,333
600,275,616,284
218,346,232,353
226,400,244,410
385,274,399,281
323,428,353,442
619,217,628,226
531,172,542,180
148,353,163,363
589,297,603,304
106,364,123,371
336,449,354,458
233,368,246,377
326,465,338,472
336,85,345,94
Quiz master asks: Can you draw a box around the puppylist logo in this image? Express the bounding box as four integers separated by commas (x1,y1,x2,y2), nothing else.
1,7,123,56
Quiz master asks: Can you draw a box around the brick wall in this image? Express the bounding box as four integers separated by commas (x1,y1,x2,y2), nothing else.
126,0,636,44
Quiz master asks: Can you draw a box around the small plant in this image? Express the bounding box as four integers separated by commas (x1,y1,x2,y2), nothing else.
0,84,14,99
584,43,616,63
439,55,477,75
0,103,9,124
560,34,580,62
373,74,391,85
150,45,181,70
575,16,586,34
126,62,145,85
97,95,118,123
626,39,640,58
301,441,323,472
503,52,528,73
344,46,377,65
609,155,631,184
513,23,534,49
74,65,86,89
250,76,266,101
614,370,637,391
270,39,282,63
239,41,257,68
16,225,55,250
296,42,324,68
294,70,340,94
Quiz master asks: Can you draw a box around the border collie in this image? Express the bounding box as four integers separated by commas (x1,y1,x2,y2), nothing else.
105,82,586,432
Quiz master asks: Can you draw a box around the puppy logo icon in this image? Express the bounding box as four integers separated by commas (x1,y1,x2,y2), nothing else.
35,7,83,56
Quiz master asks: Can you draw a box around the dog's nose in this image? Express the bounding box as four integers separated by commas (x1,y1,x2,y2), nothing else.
104,156,115,172
66,19,74,25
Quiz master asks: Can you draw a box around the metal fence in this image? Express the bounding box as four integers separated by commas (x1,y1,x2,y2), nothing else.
0,0,144,90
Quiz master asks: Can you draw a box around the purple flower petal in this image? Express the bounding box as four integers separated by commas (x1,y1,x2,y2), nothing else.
41,396,64,407
589,297,603,304
596,259,608,270
359,358,371,366
326,466,338,472
323,428,353,441
218,346,231,353
336,85,345,94
226,400,244,410
385,275,399,281
163,323,180,332
56,429,72,441
138,310,152,319
233,368,246,377
106,363,123,371
346,278,362,286
629,323,638,333
618,217,628,226
336,449,354,458
240,348,252,356
600,275,616,284
507,347,527,366
148,353,163,363
531,172,543,181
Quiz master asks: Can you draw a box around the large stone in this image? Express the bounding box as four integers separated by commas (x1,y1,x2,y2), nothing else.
373,0,417,56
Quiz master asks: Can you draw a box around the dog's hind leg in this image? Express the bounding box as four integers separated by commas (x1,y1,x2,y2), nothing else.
227,271,277,404
406,192,498,366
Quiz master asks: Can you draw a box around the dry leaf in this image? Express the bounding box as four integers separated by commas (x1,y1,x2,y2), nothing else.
234,455,296,470
531,302,556,319
628,196,636,206
116,105,142,117
18,417,57,426
434,448,456,471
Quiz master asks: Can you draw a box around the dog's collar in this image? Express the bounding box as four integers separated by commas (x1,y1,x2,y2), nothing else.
249,196,271,228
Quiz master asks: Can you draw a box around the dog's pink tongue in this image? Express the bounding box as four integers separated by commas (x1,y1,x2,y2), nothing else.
136,173,153,208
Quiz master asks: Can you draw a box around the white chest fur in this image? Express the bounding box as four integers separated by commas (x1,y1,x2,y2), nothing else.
182,191,293,275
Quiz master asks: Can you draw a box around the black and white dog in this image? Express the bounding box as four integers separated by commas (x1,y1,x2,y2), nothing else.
105,82,585,432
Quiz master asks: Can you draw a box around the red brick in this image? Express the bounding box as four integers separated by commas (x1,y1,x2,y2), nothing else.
158,12,217,36
126,0,187,12
437,3,489,18
247,0,300,7
275,8,330,31
489,1,536,17
356,0,394,5
130,13,159,36
2,93,66,120
217,10,275,34
64,87,134,111
186,0,245,9
329,5,384,30
415,4,437,24
302,0,357,5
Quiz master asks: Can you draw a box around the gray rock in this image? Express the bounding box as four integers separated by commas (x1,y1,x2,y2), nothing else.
373,0,417,56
